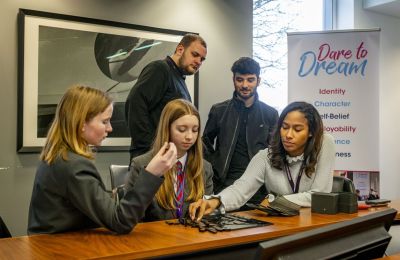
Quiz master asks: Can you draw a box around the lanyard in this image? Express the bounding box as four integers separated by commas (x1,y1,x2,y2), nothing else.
283,162,305,193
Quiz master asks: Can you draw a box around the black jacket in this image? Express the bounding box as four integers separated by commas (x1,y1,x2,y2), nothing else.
125,57,191,159
202,92,278,188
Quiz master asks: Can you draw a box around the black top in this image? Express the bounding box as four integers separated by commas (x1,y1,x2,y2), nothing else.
222,105,269,205
225,107,250,186
125,57,191,159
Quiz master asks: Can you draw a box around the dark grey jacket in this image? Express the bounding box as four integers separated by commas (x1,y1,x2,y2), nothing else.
202,92,278,188
28,152,163,234
127,152,213,221
125,57,191,159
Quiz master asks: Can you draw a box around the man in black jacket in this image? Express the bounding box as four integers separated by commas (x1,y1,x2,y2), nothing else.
203,57,278,207
125,34,207,159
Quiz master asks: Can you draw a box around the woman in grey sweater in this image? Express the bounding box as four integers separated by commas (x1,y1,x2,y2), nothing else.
189,101,335,220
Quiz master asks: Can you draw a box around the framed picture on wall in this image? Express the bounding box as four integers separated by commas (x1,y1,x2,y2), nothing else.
17,9,198,152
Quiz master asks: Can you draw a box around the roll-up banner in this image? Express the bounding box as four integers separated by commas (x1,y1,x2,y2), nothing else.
287,29,380,196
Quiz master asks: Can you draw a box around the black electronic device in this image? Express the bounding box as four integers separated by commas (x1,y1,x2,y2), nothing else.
338,192,358,213
245,203,284,216
246,196,301,216
254,208,397,260
312,191,358,214
365,199,391,206
311,192,339,214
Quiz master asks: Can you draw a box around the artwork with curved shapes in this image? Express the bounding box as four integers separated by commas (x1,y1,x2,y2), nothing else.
17,9,198,152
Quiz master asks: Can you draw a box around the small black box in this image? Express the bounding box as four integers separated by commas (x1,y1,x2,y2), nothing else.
311,192,338,214
337,192,358,213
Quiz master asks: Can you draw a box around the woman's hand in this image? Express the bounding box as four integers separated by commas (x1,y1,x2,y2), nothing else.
146,142,177,177
189,198,221,222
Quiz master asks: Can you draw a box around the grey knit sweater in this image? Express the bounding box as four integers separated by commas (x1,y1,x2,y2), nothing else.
219,133,335,209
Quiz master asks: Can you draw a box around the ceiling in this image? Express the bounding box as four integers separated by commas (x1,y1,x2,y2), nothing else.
363,0,400,18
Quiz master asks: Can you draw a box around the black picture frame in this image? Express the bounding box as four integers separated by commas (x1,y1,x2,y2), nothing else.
17,9,198,153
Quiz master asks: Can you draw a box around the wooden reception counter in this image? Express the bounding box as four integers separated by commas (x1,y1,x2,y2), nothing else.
0,203,397,259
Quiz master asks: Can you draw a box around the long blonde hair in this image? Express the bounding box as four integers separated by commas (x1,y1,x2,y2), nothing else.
152,99,204,210
40,85,112,164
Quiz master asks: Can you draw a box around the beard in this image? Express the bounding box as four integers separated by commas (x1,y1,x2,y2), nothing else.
237,89,255,100
178,56,197,75
181,66,196,75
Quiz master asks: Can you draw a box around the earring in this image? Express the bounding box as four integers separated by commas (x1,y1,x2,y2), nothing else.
82,123,87,132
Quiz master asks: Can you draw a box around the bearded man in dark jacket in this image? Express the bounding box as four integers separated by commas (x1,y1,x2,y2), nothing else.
203,57,278,208
125,34,207,160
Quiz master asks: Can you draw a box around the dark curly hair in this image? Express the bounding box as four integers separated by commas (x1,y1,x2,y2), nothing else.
268,101,324,177
231,57,260,78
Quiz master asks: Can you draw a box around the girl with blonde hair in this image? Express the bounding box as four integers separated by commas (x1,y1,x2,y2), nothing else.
28,85,177,234
127,99,213,220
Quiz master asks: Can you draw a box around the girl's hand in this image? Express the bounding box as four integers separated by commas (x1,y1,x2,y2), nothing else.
146,142,177,177
189,198,221,222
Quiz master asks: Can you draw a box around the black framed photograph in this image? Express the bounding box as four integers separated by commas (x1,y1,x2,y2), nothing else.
17,9,198,152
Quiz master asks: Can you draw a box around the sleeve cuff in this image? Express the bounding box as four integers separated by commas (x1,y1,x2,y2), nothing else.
204,194,226,214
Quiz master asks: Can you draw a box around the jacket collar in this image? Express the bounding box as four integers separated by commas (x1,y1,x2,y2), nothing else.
232,91,259,109
166,56,186,79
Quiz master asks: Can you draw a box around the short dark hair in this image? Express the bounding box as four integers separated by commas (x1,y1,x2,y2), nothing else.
231,57,261,78
177,33,207,49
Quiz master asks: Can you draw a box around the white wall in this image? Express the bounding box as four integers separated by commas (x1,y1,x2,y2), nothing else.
0,0,252,236
336,0,355,28
337,0,400,199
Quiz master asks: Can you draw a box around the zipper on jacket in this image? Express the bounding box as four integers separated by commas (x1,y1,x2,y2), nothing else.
222,112,240,178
